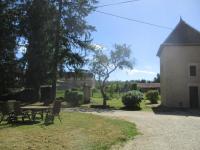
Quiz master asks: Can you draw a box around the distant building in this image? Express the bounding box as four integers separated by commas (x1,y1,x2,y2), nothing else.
157,18,200,108
137,83,160,92
57,70,95,90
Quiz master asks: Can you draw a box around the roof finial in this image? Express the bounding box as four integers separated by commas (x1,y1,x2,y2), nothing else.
180,16,183,21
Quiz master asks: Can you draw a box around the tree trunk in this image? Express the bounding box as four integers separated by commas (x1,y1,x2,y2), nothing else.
51,0,62,101
103,98,107,107
51,76,56,101
100,87,107,107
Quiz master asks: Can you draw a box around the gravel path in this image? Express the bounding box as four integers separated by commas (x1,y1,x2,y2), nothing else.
88,110,200,150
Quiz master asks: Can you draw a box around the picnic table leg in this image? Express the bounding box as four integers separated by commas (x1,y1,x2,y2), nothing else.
41,111,44,120
31,111,36,121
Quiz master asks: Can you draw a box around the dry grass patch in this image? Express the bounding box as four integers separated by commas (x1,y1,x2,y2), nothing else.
0,112,137,150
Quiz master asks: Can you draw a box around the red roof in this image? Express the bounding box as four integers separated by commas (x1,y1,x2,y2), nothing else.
137,83,160,88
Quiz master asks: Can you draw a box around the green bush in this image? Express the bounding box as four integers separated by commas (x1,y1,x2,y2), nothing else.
122,90,143,108
71,88,79,91
64,90,83,107
146,90,159,104
130,83,137,90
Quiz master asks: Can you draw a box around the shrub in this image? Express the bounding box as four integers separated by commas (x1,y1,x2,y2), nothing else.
130,83,137,90
71,88,79,91
56,97,64,101
64,90,83,107
122,90,143,108
146,90,159,104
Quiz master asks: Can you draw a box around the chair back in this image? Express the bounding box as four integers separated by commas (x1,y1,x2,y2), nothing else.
52,100,61,116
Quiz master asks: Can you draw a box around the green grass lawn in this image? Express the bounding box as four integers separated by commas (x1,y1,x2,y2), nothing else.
83,91,154,111
56,90,65,98
0,112,138,150
85,96,153,111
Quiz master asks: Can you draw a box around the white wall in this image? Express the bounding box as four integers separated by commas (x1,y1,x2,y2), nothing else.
160,45,200,107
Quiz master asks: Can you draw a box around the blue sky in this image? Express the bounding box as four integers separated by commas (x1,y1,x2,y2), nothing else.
86,0,200,81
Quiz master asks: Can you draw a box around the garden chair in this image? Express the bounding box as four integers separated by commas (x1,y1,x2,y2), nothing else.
12,101,31,122
3,101,31,123
45,100,62,124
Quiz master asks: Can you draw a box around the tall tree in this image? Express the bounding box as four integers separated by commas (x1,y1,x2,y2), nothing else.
18,0,97,100
0,0,19,95
90,44,134,106
20,0,57,99
50,0,97,100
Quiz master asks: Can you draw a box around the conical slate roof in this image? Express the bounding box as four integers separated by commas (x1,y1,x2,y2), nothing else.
164,19,200,43
157,19,200,56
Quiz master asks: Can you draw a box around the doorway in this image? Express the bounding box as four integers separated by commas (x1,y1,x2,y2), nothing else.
189,86,199,108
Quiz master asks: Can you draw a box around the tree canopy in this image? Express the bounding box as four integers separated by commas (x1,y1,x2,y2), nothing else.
0,0,19,95
0,0,97,100
90,44,134,106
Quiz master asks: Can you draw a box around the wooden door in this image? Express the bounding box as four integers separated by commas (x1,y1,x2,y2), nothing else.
189,86,199,108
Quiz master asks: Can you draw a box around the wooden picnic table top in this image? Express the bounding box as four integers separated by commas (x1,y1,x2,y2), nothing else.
20,105,52,111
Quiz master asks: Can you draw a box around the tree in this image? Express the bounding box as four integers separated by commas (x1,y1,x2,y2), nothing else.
0,0,19,95
130,83,137,90
90,44,134,106
153,73,160,83
50,0,97,100
20,0,57,100
123,81,130,92
18,0,97,100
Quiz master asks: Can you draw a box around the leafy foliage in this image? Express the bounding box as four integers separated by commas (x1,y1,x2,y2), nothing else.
50,0,97,99
0,0,19,94
90,44,134,106
122,90,143,108
0,0,97,99
20,0,57,99
64,90,84,106
146,90,159,104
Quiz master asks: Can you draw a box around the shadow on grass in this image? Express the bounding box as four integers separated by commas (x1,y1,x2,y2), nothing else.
0,120,41,130
120,106,141,111
90,105,142,111
64,104,143,113
152,105,200,117
64,105,114,113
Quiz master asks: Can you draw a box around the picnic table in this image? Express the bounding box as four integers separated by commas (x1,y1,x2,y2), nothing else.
20,105,52,121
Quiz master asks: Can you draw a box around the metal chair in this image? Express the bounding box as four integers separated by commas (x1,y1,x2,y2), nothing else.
12,101,31,122
0,101,31,123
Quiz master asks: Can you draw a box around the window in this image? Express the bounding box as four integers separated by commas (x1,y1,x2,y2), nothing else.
190,65,197,76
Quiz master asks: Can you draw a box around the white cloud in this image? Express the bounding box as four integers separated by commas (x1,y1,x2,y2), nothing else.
91,43,106,51
125,69,157,75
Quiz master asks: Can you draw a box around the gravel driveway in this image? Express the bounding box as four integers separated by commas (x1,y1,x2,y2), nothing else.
89,110,200,150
